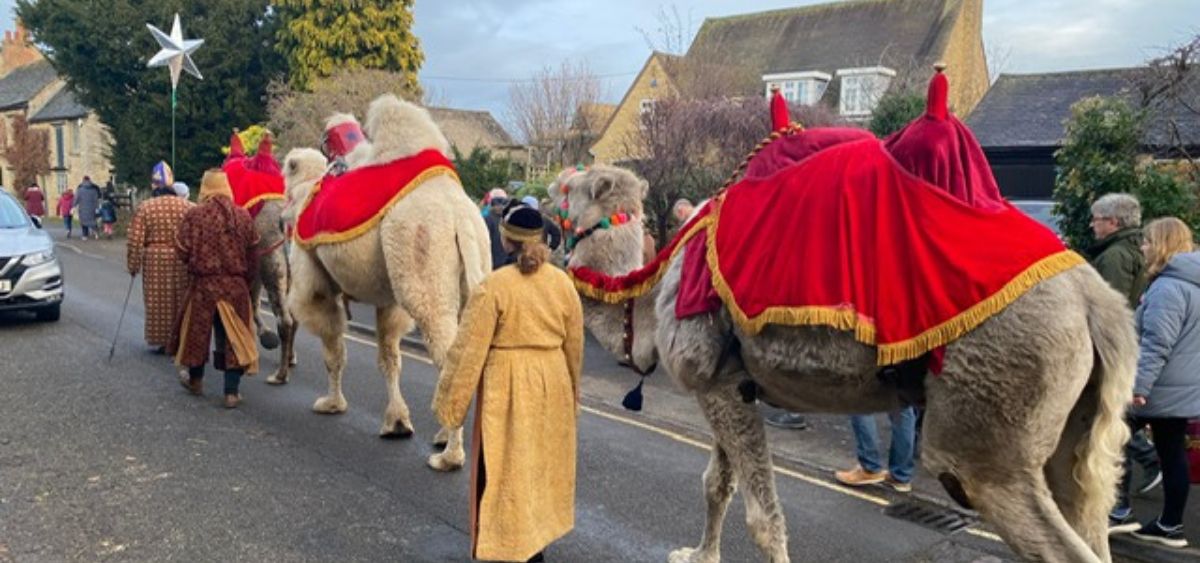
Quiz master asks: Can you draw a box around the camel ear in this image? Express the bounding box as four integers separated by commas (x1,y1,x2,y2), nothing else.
589,173,615,201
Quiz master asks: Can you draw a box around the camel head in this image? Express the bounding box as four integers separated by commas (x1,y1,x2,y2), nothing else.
552,164,648,274
281,147,328,225
553,164,659,375
361,94,451,166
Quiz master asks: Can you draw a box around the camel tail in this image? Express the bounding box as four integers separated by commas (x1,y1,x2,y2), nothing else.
1074,270,1137,541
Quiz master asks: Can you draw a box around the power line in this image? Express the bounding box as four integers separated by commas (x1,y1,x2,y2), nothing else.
421,70,638,84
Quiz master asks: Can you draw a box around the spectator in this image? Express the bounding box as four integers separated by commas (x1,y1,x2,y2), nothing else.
835,408,918,492
98,196,118,239
1122,217,1200,549
522,195,563,251
483,189,509,269
73,176,101,240
432,206,583,563
1089,194,1164,531
23,184,45,219
57,187,75,238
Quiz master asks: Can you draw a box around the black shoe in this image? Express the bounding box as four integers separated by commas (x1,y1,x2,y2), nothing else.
526,552,544,563
765,412,809,430
1137,468,1163,494
1108,511,1139,535
1131,520,1188,549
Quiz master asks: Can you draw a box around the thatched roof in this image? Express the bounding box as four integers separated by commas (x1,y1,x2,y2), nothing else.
684,0,966,97
966,67,1200,150
426,106,514,153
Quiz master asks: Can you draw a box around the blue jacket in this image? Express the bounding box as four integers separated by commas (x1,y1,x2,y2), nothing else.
1133,251,1200,418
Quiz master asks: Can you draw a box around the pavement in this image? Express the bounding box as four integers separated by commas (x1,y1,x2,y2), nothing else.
0,225,1192,561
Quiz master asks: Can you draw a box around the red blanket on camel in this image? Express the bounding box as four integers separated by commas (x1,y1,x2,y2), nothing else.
224,157,285,215
572,137,1082,365
294,149,458,247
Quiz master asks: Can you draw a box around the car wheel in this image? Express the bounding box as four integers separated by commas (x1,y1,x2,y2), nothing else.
36,303,61,322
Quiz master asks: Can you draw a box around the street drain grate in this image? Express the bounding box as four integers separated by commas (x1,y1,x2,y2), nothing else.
885,500,975,534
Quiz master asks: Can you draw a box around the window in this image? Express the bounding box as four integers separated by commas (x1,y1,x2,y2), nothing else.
53,124,64,168
56,171,67,194
836,67,896,117
762,72,830,106
70,119,81,154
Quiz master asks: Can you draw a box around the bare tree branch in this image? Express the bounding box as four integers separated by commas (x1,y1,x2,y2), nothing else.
636,4,694,55
506,60,604,169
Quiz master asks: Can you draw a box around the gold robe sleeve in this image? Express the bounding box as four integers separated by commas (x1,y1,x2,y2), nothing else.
563,283,585,405
126,206,147,275
432,285,499,428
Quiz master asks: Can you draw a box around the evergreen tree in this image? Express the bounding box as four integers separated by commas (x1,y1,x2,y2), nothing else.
867,92,924,138
17,0,284,188
273,0,423,94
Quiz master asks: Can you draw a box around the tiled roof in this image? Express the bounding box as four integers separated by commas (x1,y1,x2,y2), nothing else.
30,85,89,123
0,60,58,110
426,106,515,152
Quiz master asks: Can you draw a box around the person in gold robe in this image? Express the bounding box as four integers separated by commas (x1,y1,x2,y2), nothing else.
433,206,584,563
127,181,192,353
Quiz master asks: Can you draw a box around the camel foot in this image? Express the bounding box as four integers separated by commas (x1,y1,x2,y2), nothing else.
265,371,289,385
431,427,450,448
288,354,298,367
312,395,348,414
427,449,465,472
668,547,717,563
259,330,281,350
380,419,415,440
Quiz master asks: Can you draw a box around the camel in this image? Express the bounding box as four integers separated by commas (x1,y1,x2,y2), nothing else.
552,160,1137,562
280,95,491,471
222,135,296,384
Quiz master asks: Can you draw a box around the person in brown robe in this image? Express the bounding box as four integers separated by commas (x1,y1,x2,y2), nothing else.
171,170,260,409
127,183,193,353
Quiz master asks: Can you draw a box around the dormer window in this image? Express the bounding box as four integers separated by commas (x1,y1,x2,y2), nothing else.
836,66,896,117
762,71,831,106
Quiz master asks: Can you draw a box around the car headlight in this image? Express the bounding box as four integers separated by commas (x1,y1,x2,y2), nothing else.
21,250,54,266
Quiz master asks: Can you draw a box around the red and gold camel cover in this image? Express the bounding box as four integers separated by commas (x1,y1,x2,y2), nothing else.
223,157,285,213
571,137,1082,365
294,149,458,247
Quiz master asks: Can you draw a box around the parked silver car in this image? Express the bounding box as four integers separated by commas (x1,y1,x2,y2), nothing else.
0,189,63,321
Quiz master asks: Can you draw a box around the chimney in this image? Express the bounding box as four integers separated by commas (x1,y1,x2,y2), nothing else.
1,20,44,74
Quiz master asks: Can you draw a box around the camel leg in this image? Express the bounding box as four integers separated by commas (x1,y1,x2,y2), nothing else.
669,444,737,563
378,219,466,471
1044,382,1112,562
964,473,1101,563
262,248,296,385
376,304,416,438
677,378,789,563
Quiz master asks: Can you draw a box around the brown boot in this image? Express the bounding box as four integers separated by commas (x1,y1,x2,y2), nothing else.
178,371,203,395
223,394,241,409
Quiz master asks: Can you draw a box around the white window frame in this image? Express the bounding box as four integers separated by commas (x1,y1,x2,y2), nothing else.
763,71,831,106
836,66,896,118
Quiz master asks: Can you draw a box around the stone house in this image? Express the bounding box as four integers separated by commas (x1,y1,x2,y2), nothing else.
0,26,113,212
966,67,1200,199
591,0,990,163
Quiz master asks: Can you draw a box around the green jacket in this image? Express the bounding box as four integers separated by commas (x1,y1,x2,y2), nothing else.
1088,227,1147,308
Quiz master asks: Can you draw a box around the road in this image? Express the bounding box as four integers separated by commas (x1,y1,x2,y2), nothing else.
0,231,1178,562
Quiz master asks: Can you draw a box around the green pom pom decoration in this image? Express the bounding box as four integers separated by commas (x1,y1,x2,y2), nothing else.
599,217,612,229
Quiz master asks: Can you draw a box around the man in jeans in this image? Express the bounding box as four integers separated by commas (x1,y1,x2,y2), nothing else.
835,407,918,492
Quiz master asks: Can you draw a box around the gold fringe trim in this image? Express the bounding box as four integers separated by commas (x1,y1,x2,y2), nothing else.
295,166,460,248
705,199,1086,364
570,216,712,303
241,192,285,210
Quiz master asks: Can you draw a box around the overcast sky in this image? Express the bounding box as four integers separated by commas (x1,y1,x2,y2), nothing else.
1,0,1196,135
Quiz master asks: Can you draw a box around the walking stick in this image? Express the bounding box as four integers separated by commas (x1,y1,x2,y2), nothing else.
108,274,136,362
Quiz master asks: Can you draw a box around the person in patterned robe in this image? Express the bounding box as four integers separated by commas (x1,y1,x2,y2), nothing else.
171,170,260,409
126,184,193,353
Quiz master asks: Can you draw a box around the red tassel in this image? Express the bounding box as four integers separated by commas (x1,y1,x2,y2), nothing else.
926,64,949,121
770,88,790,131
228,131,245,159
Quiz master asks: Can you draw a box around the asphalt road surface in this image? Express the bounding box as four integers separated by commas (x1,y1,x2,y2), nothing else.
0,235,1083,562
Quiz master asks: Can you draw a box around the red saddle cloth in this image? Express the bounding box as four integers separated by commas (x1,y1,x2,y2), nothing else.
223,157,285,217
294,149,458,247
708,137,1080,364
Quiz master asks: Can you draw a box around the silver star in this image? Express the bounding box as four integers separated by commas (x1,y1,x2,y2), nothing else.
146,13,203,88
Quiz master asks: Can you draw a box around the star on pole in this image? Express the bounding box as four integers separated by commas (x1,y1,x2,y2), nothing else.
146,13,203,89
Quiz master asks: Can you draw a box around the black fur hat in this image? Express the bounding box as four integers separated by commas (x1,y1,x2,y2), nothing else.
500,205,544,243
